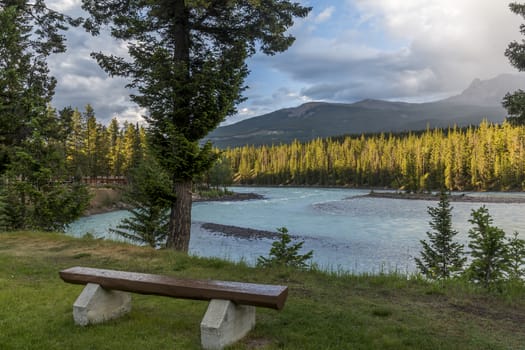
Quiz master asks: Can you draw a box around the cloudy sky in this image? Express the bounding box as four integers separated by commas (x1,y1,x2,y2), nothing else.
46,0,524,125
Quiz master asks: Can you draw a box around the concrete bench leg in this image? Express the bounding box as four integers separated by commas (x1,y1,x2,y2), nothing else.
72,283,132,326
200,299,256,350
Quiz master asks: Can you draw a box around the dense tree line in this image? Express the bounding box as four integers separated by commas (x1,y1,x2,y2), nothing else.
58,106,146,178
223,121,525,191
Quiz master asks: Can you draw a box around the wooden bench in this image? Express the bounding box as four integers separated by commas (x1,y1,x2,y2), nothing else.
59,266,288,349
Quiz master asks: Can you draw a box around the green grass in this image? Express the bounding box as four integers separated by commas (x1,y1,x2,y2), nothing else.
1,231,524,349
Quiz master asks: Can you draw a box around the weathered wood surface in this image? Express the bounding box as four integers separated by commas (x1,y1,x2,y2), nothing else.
59,267,288,310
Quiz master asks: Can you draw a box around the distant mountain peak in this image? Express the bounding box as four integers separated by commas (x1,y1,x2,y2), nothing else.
467,77,482,89
286,102,327,117
353,98,411,110
446,73,525,106
207,74,517,148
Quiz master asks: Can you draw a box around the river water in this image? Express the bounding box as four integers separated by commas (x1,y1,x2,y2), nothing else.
67,187,525,274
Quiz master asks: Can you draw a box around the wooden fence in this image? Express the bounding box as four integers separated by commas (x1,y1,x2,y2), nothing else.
81,176,128,186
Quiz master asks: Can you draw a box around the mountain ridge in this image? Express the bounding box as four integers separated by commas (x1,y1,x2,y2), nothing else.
207,74,525,148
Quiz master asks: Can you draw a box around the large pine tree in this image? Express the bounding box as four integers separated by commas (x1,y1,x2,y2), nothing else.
81,0,311,251
0,1,88,231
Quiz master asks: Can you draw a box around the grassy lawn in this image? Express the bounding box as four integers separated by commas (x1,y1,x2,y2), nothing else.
1,231,524,349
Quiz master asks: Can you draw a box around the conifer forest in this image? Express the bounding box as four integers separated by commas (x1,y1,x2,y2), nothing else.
223,121,525,192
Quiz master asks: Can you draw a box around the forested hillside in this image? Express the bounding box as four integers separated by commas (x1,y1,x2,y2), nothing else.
207,74,525,148
223,121,525,191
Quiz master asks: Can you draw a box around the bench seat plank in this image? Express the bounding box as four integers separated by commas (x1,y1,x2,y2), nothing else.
59,267,287,310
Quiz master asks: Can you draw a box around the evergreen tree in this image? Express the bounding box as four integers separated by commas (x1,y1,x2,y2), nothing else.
110,157,172,247
415,191,466,279
0,1,87,231
94,123,110,176
84,104,98,176
2,107,90,231
0,1,80,166
107,117,124,176
81,0,311,251
506,232,525,282
65,108,87,177
207,157,233,190
257,227,313,270
121,122,143,176
466,206,509,288
503,2,525,125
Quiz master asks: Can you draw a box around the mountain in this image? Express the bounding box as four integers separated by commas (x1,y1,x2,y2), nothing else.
443,74,525,106
207,74,525,148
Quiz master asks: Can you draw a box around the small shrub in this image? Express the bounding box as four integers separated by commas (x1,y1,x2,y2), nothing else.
82,232,95,240
172,259,190,272
257,227,313,270
72,253,92,259
197,188,233,199
506,231,525,282
372,307,393,317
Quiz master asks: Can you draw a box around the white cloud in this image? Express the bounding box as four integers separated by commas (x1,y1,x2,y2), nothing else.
353,0,521,83
47,0,82,14
221,108,258,125
112,107,146,125
44,0,525,124
261,0,524,105
314,6,335,23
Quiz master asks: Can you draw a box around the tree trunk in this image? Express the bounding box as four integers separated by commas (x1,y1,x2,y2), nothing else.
166,179,192,251
161,0,193,252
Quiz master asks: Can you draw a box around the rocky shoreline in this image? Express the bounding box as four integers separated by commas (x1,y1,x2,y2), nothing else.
192,192,264,202
361,191,525,203
201,223,279,240
84,191,264,216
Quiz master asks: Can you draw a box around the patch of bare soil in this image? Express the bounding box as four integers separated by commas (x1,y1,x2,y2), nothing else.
449,300,525,325
244,337,274,349
84,187,129,216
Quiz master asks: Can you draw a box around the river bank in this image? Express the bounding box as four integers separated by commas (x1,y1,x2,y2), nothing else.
230,185,525,203
361,191,525,203
192,191,263,202
85,186,525,217
84,187,264,216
